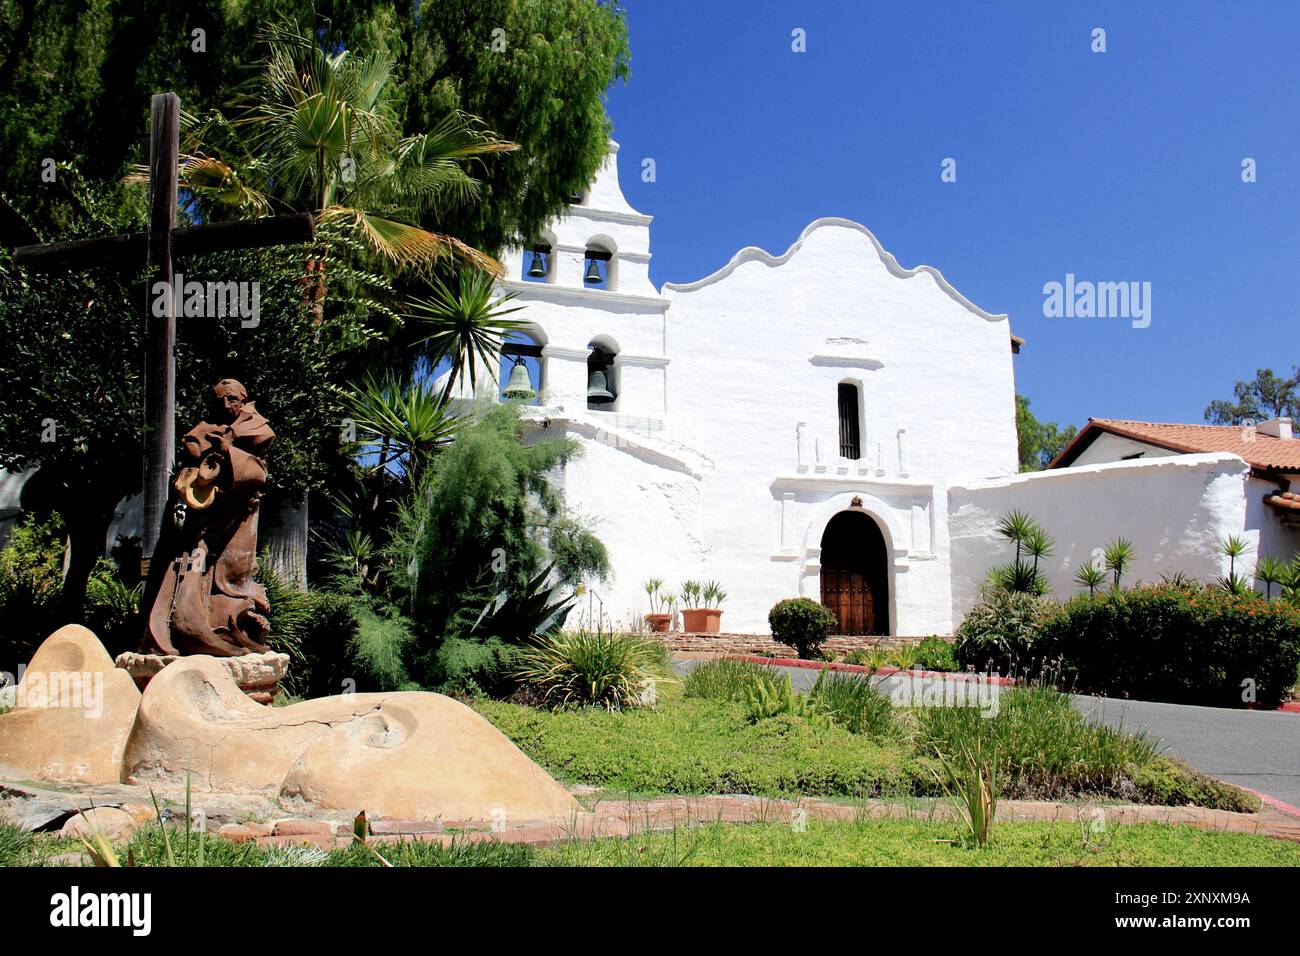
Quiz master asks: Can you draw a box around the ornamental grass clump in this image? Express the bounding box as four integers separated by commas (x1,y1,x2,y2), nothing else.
808,670,896,737
682,658,770,701
512,631,670,711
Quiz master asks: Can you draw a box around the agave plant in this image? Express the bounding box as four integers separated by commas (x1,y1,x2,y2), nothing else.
1073,560,1106,596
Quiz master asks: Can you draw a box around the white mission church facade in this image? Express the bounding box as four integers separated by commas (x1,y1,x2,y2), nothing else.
471,141,1300,636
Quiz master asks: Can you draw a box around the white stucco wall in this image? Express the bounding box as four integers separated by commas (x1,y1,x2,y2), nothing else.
1069,433,1179,466
948,452,1252,622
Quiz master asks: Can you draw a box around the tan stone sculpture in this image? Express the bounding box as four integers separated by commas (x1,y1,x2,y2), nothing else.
2,628,581,823
0,625,140,784
141,379,275,658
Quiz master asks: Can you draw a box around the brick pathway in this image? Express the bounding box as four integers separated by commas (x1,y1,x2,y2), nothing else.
225,794,1300,851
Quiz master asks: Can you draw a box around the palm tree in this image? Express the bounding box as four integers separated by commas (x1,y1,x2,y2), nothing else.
1217,535,1252,580
159,24,517,583
177,23,516,300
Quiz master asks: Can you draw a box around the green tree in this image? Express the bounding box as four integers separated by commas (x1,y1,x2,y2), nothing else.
1015,394,1077,472
1204,368,1298,425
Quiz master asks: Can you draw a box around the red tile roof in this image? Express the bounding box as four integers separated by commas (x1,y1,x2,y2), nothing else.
1050,418,1300,472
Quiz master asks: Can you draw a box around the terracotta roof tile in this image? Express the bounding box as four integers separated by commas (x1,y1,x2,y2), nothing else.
1054,418,1300,472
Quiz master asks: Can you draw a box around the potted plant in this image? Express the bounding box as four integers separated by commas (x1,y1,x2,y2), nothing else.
643,579,671,632
681,579,726,633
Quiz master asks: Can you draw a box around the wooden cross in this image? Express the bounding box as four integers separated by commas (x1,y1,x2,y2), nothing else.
10,93,314,567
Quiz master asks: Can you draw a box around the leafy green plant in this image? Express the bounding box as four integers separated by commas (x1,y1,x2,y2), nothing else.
913,636,959,672
889,643,920,671
679,580,702,609
512,631,669,711
953,588,1057,675
768,597,836,659
1039,582,1300,708
1103,538,1136,589
809,670,894,737
744,673,832,728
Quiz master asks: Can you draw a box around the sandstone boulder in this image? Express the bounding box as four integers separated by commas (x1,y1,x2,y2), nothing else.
123,655,579,822
0,625,140,784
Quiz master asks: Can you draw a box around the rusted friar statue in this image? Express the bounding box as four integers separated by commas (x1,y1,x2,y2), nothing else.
141,379,275,657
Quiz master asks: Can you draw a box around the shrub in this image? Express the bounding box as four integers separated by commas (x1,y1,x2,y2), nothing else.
913,636,958,672
512,631,669,710
768,597,836,659
682,658,770,701
1038,583,1300,708
953,588,1057,675
808,670,895,737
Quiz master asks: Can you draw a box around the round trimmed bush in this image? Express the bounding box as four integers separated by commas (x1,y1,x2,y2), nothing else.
768,597,836,659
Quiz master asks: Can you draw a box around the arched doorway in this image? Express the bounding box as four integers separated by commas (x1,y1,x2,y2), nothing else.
819,510,889,635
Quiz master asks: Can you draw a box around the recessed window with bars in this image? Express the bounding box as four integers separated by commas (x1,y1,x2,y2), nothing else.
838,382,862,459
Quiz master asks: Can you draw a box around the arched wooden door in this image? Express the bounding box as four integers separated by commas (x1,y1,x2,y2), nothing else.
819,510,889,635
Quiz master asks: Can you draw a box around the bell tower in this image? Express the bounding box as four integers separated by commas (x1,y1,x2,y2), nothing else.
498,140,671,421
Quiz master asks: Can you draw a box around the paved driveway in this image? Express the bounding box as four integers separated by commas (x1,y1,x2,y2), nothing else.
672,660,1300,808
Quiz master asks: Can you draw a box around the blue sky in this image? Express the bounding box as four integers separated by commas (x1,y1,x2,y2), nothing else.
600,0,1299,430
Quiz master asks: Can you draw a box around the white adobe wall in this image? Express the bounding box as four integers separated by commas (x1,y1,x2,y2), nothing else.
1248,472,1300,568
1069,432,1179,466
948,452,1251,621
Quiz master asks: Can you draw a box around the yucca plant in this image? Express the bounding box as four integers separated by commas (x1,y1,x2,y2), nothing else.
643,578,665,615
339,370,461,482
1103,538,1136,589
701,580,727,609
1073,560,1106,596
406,269,528,401
1217,535,1253,580
995,510,1039,564
512,631,669,710
679,579,703,609
1255,555,1288,599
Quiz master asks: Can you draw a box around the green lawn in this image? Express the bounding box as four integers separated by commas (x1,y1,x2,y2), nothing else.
7,819,1296,868
539,818,1300,867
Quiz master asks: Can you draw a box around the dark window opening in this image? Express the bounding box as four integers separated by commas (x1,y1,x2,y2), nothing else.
838,383,861,459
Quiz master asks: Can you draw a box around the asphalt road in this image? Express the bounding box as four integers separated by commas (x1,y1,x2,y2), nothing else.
673,660,1300,807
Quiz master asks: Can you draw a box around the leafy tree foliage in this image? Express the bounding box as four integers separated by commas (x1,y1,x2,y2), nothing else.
1015,394,1077,472
1204,367,1297,425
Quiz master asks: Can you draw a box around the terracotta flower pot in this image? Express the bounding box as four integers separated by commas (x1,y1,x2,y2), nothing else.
644,613,672,633
681,608,723,634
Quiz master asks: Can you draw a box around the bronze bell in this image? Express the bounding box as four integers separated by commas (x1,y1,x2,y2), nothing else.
584,257,603,284
503,358,536,400
527,251,548,278
586,367,614,404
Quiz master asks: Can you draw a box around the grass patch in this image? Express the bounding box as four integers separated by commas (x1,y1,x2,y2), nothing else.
474,679,1259,812
474,693,921,798
540,818,1300,867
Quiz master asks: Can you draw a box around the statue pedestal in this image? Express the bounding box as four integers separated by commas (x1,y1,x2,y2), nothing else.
115,651,290,704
